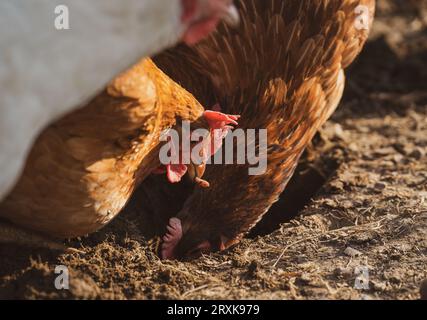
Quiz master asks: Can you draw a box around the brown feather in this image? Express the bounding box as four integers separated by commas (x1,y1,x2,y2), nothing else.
153,0,376,258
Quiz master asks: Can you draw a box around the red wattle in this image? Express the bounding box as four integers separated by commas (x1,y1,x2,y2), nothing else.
166,164,188,183
181,0,198,24
183,17,220,45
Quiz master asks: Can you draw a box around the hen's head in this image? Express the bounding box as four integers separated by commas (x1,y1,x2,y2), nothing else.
180,0,239,45
157,107,239,187
160,109,241,260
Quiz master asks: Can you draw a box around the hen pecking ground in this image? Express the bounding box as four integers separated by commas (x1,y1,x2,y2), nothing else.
0,0,426,300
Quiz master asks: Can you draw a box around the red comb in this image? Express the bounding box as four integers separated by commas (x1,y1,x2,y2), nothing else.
202,104,240,157
204,110,240,129
166,164,188,183
161,218,183,260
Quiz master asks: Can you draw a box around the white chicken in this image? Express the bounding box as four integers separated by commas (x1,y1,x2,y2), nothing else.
0,0,238,200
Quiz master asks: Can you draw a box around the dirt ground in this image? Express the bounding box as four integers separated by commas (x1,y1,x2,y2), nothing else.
0,0,426,300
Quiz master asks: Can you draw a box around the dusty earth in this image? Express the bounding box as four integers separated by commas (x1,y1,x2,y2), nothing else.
0,0,426,300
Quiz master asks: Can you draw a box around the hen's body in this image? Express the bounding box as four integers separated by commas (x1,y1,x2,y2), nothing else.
0,59,205,238
155,0,375,258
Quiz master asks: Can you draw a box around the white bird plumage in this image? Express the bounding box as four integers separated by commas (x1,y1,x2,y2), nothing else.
0,0,188,200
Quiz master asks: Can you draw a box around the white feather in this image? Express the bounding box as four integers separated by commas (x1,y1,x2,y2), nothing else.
0,0,185,199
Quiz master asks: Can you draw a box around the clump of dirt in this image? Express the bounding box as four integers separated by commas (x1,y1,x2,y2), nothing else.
0,0,426,299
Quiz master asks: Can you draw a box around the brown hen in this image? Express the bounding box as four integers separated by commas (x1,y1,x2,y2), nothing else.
154,0,376,259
